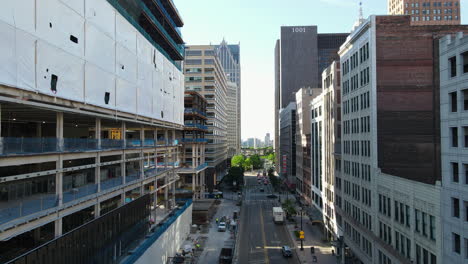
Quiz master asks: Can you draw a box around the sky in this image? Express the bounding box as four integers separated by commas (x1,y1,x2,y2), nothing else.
174,0,467,140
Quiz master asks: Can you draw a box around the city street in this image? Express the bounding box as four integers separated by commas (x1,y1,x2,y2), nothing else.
237,173,299,264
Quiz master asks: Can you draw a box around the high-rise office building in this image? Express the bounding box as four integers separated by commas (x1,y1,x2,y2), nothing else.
215,41,241,156
265,133,271,147
274,26,347,179
439,32,468,264
388,0,461,25
0,0,185,262
280,102,296,186
184,45,229,189
336,15,468,263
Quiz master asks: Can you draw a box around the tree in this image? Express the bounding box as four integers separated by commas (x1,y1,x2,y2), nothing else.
231,154,245,168
266,153,275,164
243,157,253,171
250,154,263,169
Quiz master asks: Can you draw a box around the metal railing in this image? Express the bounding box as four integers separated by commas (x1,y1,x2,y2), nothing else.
101,177,124,191
0,194,58,225
184,124,208,130
0,137,178,156
184,108,207,117
63,184,98,203
178,138,208,143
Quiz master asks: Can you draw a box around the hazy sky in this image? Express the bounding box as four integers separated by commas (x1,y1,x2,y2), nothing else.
174,0,467,140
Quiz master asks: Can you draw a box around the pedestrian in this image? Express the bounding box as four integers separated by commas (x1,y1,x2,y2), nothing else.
216,218,219,224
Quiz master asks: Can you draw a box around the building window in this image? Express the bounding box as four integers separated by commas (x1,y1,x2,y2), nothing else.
463,90,468,110
449,56,457,77
452,127,459,147
429,215,435,240
454,233,461,254
453,162,459,182
453,197,460,218
415,209,420,232
422,212,427,236
463,51,468,73
465,164,468,184
464,127,468,148
450,91,457,112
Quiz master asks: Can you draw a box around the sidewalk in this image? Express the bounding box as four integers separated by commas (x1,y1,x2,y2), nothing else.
280,198,339,264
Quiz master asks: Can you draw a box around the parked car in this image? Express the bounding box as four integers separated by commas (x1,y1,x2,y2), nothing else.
259,188,264,192
218,222,227,232
281,246,292,257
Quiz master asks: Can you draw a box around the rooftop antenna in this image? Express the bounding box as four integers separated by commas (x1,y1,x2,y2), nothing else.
359,1,363,21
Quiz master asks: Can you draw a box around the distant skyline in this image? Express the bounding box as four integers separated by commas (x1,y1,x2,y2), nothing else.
174,0,468,139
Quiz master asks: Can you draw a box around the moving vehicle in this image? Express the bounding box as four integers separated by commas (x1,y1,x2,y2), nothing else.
273,207,285,224
281,246,292,257
219,248,233,264
218,222,227,232
259,188,264,192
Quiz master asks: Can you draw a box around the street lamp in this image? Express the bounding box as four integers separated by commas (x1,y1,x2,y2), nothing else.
300,207,304,251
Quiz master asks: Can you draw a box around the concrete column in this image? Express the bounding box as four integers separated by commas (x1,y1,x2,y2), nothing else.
122,154,126,185
164,129,168,145
56,112,64,151
36,123,42,137
96,153,101,193
164,176,169,209
94,202,101,218
192,145,196,168
192,173,196,199
96,118,101,149
54,218,62,238
121,122,126,147
56,155,63,206
140,125,145,179
171,176,176,207
153,179,158,209
120,193,125,206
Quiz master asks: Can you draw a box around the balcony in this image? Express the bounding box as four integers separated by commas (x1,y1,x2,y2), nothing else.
183,124,208,131
0,137,178,156
177,163,208,174
0,194,58,226
63,184,98,204
178,138,208,144
184,108,207,118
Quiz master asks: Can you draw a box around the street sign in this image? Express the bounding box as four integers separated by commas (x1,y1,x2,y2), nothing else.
299,230,304,239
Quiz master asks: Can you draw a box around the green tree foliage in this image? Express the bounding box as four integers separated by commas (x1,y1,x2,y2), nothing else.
250,154,263,169
243,157,253,170
266,153,275,164
225,166,244,190
282,199,296,217
231,154,245,168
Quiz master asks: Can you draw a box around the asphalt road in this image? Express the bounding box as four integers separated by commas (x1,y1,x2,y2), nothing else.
237,174,299,264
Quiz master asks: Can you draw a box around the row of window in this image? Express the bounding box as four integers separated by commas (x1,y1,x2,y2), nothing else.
360,43,370,64
342,42,370,76
409,8,457,14
451,232,468,257
360,68,370,86
394,201,411,228
449,89,468,112
415,243,437,264
379,221,393,245
449,162,468,185
449,126,468,148
407,1,459,8
395,230,411,259
343,92,370,114
451,196,468,221
344,221,373,258
186,50,215,56
343,140,370,157
448,52,468,78
342,160,371,181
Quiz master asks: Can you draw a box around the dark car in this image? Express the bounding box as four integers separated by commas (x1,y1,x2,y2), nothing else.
267,194,278,199
281,246,292,257
259,188,264,192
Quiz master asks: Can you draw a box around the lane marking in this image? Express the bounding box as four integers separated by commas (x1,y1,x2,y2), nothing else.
259,206,270,264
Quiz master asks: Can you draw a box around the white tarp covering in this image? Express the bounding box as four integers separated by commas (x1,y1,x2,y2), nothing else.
85,63,115,109
116,43,137,84
0,0,183,126
0,22,18,88
37,0,85,58
85,23,115,74
59,0,85,17
16,29,36,91
36,40,85,102
0,0,35,34
85,0,115,40
137,61,153,117
137,34,152,66
116,13,136,54
116,77,137,114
